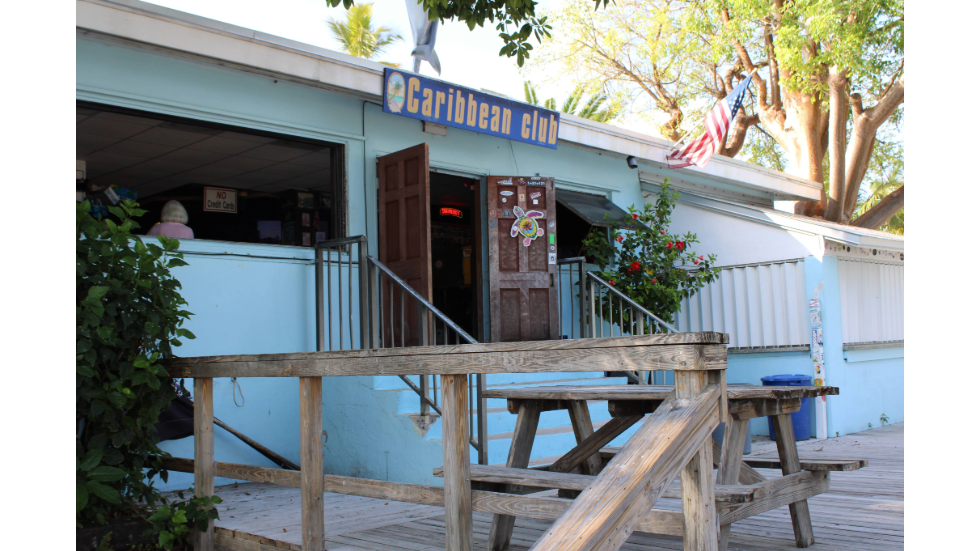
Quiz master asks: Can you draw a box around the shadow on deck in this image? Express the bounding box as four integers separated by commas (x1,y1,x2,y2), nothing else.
183,423,903,551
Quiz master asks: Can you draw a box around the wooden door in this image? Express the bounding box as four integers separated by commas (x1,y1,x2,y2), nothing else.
487,176,559,342
377,144,431,347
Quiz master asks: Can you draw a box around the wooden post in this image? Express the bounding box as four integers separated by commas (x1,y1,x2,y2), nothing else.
488,400,541,551
193,377,214,551
676,371,719,551
715,417,750,550
565,401,603,475
441,374,472,551
772,413,815,547
299,377,324,551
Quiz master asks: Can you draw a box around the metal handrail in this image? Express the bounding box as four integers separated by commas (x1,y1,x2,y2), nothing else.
585,272,677,334
367,256,478,345
312,237,488,464
366,256,487,464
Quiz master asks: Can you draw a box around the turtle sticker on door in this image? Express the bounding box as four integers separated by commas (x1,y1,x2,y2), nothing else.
510,206,545,246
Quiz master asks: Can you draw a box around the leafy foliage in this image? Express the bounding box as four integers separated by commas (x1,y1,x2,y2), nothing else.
582,180,720,327
325,0,600,66
327,2,402,61
523,81,620,123
76,200,220,548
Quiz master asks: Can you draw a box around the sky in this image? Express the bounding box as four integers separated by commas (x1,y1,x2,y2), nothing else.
144,0,572,105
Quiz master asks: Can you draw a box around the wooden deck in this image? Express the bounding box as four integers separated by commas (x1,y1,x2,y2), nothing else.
191,422,903,551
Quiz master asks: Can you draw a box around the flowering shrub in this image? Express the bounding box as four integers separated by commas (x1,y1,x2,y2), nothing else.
582,180,720,330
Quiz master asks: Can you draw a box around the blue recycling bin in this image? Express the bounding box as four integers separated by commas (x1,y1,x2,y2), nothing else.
761,374,812,441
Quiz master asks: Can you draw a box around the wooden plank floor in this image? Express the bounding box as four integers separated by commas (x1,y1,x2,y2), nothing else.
193,423,903,550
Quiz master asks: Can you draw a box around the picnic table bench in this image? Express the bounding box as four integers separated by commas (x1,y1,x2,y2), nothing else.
436,384,865,550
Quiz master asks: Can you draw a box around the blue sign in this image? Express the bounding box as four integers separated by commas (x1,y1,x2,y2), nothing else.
382,68,560,150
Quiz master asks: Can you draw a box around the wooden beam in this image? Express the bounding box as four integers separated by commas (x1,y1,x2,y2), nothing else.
677,371,719,551
489,400,541,551
298,377,323,551
742,457,868,471
715,418,749,550
528,386,720,551
162,458,687,536
772,413,815,547
720,471,829,525
549,414,643,474
164,340,728,378
730,398,802,421
433,464,761,504
441,373,471,551
483,384,838,402
565,401,604,475
193,377,215,551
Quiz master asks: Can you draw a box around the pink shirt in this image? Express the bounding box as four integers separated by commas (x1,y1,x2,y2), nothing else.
146,222,194,239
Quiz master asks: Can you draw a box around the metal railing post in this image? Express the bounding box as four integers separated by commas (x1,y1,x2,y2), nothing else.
577,260,587,340
315,246,325,352
358,237,370,350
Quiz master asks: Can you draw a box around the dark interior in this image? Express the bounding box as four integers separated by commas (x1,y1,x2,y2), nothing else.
429,172,480,340
76,102,344,245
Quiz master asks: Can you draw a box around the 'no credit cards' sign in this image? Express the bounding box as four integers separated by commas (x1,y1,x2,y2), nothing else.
204,187,237,213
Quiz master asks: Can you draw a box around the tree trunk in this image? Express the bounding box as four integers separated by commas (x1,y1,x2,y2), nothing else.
769,90,826,218
852,185,904,230
825,69,849,222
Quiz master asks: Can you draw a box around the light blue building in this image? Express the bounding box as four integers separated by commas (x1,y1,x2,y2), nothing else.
76,0,903,491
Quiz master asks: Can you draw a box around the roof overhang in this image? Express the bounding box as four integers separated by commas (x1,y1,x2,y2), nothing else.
674,192,904,251
78,0,823,203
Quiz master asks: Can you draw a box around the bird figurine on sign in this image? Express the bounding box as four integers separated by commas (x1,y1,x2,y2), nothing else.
510,206,545,246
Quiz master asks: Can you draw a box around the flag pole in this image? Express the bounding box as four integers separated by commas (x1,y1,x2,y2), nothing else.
667,67,759,155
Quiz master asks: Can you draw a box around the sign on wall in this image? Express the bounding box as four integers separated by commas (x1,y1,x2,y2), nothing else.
382,68,560,149
809,298,828,440
204,187,237,213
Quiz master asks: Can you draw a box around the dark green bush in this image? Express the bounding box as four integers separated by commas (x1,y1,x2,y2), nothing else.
76,200,220,548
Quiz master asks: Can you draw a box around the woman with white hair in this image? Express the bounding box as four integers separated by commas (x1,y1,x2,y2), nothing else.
146,200,194,239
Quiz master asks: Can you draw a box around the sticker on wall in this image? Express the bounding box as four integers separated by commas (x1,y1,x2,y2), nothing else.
500,190,514,196
549,234,555,244
519,193,525,201
490,219,498,228
547,221,555,228
499,178,514,185
503,209,512,218
510,206,545,246
489,209,497,218
548,253,557,264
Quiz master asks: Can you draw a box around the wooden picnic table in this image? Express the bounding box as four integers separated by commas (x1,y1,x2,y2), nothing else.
164,332,734,551
452,383,863,551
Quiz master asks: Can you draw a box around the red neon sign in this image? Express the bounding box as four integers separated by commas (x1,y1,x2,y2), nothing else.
440,207,463,218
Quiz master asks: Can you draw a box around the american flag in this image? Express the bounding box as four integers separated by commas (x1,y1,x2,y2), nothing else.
666,77,753,169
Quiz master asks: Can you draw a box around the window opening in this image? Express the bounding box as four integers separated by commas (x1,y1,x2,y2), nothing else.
76,102,346,246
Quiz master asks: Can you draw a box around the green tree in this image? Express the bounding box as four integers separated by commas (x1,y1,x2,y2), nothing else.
77,200,221,548
327,0,600,66
531,0,904,226
524,81,620,123
327,3,402,61
582,180,720,328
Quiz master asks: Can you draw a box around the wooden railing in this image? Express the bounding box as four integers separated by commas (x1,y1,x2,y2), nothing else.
163,332,728,551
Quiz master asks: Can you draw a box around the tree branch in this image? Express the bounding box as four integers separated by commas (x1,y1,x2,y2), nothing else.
720,8,768,107
851,185,904,229
825,68,849,221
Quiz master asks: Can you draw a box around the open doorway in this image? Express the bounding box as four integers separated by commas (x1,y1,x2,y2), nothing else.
429,172,480,340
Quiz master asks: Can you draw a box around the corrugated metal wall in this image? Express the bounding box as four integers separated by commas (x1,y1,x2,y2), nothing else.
838,259,905,343
674,260,809,348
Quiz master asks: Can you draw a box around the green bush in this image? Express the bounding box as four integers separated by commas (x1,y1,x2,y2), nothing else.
582,180,720,329
76,200,220,548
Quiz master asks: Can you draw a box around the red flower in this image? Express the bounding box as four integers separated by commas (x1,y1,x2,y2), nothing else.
652,278,658,285
699,255,704,260
660,230,666,235
609,280,616,286
666,242,673,250
630,261,641,272
675,241,685,251
616,235,624,243
632,213,640,220
694,259,700,265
